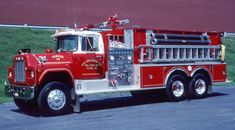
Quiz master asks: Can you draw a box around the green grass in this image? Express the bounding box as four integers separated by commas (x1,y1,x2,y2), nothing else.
222,37,235,82
0,28,234,103
0,28,54,103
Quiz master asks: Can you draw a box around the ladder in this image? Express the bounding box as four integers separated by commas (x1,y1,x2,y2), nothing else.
138,45,222,63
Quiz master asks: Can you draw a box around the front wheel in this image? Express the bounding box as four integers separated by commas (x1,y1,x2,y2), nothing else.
37,82,71,116
189,74,209,98
166,74,187,101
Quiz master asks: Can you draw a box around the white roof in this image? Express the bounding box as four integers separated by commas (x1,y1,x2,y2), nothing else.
51,29,102,38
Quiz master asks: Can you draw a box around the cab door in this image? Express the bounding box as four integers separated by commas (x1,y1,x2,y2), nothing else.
77,35,105,79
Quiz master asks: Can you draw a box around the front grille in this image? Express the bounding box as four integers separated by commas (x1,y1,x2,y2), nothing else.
15,60,26,82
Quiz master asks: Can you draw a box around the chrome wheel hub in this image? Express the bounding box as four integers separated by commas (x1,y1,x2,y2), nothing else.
172,81,184,97
195,79,206,95
47,89,66,110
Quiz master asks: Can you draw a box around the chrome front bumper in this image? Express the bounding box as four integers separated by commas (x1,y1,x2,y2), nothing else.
5,83,35,100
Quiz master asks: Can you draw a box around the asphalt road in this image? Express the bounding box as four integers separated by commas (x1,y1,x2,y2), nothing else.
0,85,235,130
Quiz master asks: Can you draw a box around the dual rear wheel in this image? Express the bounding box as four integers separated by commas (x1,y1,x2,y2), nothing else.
131,73,209,101
166,74,209,101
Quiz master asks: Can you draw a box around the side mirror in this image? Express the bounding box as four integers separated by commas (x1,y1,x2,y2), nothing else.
45,48,53,53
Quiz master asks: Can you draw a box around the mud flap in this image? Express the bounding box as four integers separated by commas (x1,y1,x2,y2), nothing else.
71,88,80,113
73,95,80,113
207,84,213,94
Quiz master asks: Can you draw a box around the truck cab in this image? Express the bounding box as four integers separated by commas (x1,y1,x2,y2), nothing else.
52,30,105,79
5,29,107,115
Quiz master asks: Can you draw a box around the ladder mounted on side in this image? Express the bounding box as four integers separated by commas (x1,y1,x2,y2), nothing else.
138,45,222,63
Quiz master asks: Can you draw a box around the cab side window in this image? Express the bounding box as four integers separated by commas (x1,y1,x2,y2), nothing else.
82,36,99,52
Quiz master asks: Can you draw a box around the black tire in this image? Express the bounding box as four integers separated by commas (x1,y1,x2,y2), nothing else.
37,81,71,116
14,98,37,112
189,74,209,98
166,74,187,101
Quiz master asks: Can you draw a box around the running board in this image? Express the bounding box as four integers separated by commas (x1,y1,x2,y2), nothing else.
74,78,165,95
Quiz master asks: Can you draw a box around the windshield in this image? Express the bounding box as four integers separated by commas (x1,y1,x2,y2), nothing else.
56,35,78,52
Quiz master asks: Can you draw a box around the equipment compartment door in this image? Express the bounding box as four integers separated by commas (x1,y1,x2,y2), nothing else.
140,66,164,88
212,63,226,82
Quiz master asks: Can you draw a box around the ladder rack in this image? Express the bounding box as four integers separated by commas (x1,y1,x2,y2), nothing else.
138,45,222,63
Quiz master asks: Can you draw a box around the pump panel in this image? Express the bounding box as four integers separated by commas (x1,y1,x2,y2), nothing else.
108,49,134,87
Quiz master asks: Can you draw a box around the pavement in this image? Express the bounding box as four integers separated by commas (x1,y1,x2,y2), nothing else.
0,85,235,130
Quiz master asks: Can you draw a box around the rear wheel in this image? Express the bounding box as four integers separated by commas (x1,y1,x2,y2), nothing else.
38,82,71,116
14,98,37,112
189,74,209,98
166,74,187,101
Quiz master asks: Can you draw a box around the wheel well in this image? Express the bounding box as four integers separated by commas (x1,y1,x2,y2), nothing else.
192,69,212,84
38,71,74,91
165,69,189,85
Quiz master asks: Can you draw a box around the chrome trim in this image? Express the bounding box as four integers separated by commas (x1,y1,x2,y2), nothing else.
138,45,221,63
146,30,154,45
137,62,223,67
195,79,206,95
124,29,134,49
138,45,221,49
75,85,166,95
5,84,35,100
47,89,66,110
164,68,189,85
172,80,184,97
14,59,26,82
190,67,212,83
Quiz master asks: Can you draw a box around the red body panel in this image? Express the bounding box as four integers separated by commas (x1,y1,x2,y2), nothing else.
100,29,124,73
140,66,164,88
139,64,225,88
208,32,223,45
212,63,226,82
72,53,104,79
133,28,146,64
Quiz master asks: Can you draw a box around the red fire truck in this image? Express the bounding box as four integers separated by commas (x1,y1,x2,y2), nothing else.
5,15,226,115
